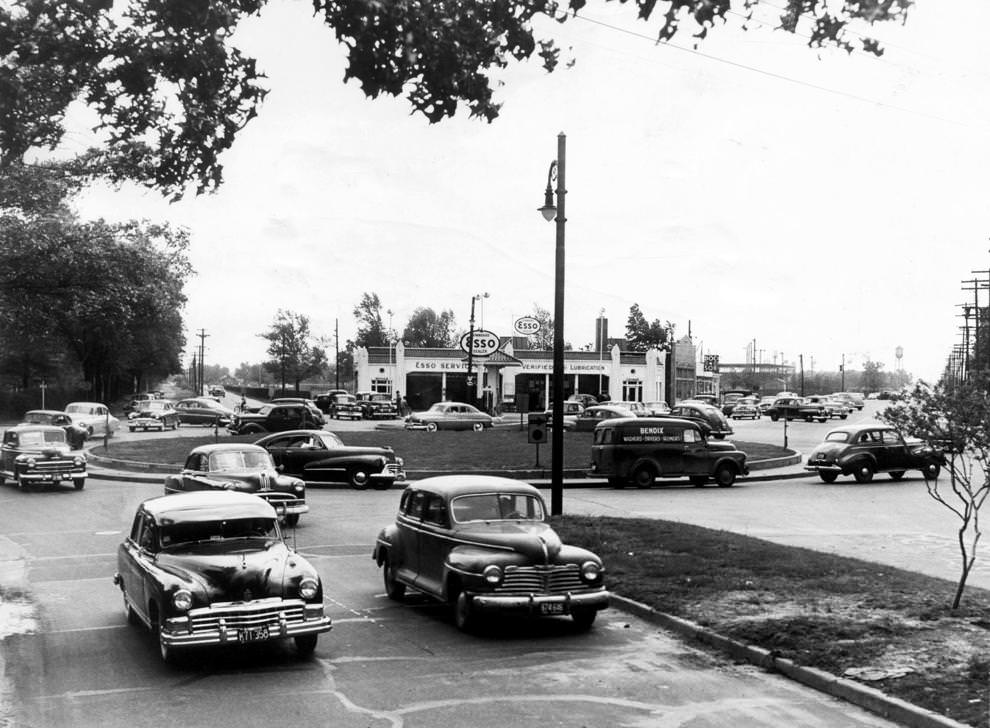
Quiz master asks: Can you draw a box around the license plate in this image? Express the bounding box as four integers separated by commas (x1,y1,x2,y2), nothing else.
236,625,270,643
540,602,567,616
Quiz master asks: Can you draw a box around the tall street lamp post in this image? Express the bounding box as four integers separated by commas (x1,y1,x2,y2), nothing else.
466,294,487,406
538,132,566,517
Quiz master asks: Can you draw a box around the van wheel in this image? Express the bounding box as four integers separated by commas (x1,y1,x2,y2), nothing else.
631,465,655,489
607,477,626,489
714,464,736,487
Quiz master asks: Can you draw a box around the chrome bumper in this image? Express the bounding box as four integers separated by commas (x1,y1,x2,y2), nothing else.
161,604,332,648
470,590,610,615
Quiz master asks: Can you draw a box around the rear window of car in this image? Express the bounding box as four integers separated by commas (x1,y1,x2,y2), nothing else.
825,431,851,442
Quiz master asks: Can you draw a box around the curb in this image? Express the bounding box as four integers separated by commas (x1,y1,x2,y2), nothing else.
610,595,970,728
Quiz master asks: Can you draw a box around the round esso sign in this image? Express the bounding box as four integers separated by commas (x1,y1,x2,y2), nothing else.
513,316,541,336
460,329,500,357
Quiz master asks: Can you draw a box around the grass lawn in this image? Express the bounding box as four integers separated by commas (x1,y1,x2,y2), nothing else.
94,426,790,472
93,427,987,724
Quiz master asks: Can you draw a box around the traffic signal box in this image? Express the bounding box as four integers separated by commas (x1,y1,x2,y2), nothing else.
528,412,548,444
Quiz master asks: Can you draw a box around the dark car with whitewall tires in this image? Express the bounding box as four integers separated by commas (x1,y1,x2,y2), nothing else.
805,424,943,483
0,425,88,490
128,399,181,432
355,391,399,419
174,397,236,427
254,429,405,490
588,417,748,488
373,476,610,632
663,403,733,439
573,404,636,432
113,490,332,663
163,443,308,526
405,402,494,431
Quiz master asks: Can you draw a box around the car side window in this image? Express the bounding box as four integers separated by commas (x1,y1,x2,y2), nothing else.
406,491,427,519
129,512,144,542
882,431,904,445
683,428,699,443
423,495,449,527
137,515,157,552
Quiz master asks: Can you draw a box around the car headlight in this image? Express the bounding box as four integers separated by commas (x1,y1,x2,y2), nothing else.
396,456,404,466
483,565,503,585
25,457,36,468
294,483,304,493
299,578,319,600
73,456,84,466
172,589,193,611
580,561,602,582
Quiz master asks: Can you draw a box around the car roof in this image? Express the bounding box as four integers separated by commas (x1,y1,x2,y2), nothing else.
584,405,634,413
141,491,276,520
254,429,334,443
6,424,66,434
827,424,895,435
602,416,700,429
66,401,104,408
407,475,541,499
185,442,268,456
25,409,65,416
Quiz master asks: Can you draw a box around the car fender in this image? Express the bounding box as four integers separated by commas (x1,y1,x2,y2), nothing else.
373,524,399,564
629,456,663,477
712,456,743,474
312,453,387,471
838,452,878,474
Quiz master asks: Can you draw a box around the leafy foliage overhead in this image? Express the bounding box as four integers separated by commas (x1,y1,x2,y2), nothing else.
0,0,912,198
402,307,456,348
625,303,673,352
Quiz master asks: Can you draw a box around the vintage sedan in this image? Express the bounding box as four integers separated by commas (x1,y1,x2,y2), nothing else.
805,424,943,483
128,399,181,432
729,399,761,420
0,424,87,490
374,476,610,631
355,391,399,419
164,443,308,526
64,401,119,437
113,491,332,663
405,402,494,431
573,404,636,432
805,395,850,420
22,409,89,448
254,429,405,489
643,401,671,416
329,393,364,420
174,397,236,426
271,398,326,426
664,403,734,439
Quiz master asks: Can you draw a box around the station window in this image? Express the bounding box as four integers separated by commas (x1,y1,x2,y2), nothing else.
622,379,642,402
371,378,392,395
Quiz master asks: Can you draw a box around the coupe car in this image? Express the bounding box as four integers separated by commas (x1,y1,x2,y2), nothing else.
573,404,636,432
174,397,236,426
405,402,494,431
64,401,119,437
163,443,308,526
127,399,181,431
373,476,610,631
0,424,88,490
113,490,332,663
254,430,405,489
805,424,943,483
664,403,734,439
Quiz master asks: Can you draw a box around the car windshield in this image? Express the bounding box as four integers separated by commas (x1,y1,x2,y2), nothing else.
65,404,93,414
209,450,274,471
825,431,852,443
23,413,52,424
160,517,279,549
315,432,344,448
18,430,67,446
451,493,545,523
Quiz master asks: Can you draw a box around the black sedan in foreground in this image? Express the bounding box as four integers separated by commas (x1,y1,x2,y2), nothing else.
254,429,405,489
113,490,332,663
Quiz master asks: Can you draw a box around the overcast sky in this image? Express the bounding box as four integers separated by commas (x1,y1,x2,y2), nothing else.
70,0,990,382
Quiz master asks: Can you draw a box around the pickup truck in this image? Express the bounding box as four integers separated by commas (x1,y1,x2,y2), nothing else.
765,397,828,423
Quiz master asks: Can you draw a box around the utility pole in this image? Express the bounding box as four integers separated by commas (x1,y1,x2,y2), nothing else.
840,353,845,391
799,354,805,396
335,318,340,391
197,329,208,397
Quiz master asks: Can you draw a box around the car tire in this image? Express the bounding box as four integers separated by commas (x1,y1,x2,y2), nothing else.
840,414,848,419
818,418,827,423
607,477,626,489
122,591,140,626
0,474,4,486
631,464,655,489
294,634,318,656
571,607,597,631
73,478,85,490
284,513,300,527
853,462,875,483
472,422,484,432
453,591,477,633
889,471,906,481
923,463,941,480
689,475,708,487
348,467,371,490
383,559,406,601
128,427,135,432
770,414,779,422
713,464,736,487
425,422,438,433
819,472,839,483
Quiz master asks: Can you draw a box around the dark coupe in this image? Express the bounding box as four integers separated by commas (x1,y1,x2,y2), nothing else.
164,443,308,526
374,476,610,632
805,424,943,483
254,429,405,490
113,491,332,663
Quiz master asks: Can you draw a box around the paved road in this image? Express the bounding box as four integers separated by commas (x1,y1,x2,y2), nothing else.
0,475,900,728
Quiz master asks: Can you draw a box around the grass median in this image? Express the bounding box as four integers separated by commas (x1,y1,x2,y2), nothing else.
96,426,987,725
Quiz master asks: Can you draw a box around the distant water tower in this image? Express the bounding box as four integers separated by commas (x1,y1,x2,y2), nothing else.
895,346,903,371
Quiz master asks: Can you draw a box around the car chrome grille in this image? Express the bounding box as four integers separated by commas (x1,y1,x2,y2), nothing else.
257,492,304,506
494,565,589,595
187,597,307,633
29,460,77,473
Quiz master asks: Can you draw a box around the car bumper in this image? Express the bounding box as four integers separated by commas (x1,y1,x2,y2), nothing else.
469,590,610,616
805,463,842,474
161,602,332,648
17,470,86,483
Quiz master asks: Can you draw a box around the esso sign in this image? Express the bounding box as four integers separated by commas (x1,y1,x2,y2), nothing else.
513,316,541,336
460,329,500,357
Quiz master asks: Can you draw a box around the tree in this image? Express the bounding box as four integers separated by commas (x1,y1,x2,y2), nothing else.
402,307,456,348
259,310,327,392
625,304,673,352
0,1,911,199
530,305,554,350
352,293,388,348
879,379,990,609
860,360,885,394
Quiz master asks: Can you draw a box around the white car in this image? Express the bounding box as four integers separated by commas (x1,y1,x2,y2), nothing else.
64,401,119,437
